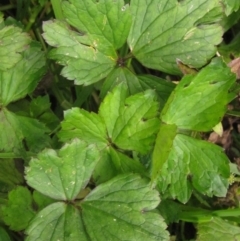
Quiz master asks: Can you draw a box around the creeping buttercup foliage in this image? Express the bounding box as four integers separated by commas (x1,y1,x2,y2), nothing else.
1,0,240,240
25,140,169,241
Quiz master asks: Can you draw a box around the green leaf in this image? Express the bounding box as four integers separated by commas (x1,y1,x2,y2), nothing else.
100,84,160,153
161,58,236,131
26,174,169,241
197,217,240,241
128,0,223,74
158,199,182,224
138,75,175,108
2,186,35,231
62,0,132,51
30,96,60,131
0,108,50,153
99,83,128,139
151,122,178,185
157,134,230,203
25,202,87,241
221,0,240,15
43,0,132,86
0,44,46,106
0,20,31,71
93,146,148,184
0,226,11,241
100,67,144,98
26,139,101,200
61,84,160,154
81,174,169,241
59,107,107,147
0,159,24,188
43,20,115,85
32,191,55,211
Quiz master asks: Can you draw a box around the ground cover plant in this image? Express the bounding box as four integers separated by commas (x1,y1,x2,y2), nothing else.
1,0,240,240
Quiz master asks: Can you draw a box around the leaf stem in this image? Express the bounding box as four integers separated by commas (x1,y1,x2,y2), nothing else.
50,0,64,19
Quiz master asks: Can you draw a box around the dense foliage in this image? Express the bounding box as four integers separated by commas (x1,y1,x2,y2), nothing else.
1,0,240,240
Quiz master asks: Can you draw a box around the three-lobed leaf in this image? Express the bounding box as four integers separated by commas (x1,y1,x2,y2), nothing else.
43,0,132,85
26,139,100,200
60,84,160,154
26,174,169,241
99,83,160,153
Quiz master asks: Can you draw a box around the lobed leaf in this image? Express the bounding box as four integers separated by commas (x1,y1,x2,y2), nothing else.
100,83,160,153
0,44,47,106
93,146,148,184
0,108,50,153
100,67,145,98
43,20,115,85
128,0,223,74
25,202,87,241
26,139,100,200
2,186,35,231
0,20,31,71
161,58,236,131
82,174,169,241
43,0,132,85
26,174,169,241
197,217,240,241
62,0,132,52
59,107,107,147
221,0,240,15
157,134,230,203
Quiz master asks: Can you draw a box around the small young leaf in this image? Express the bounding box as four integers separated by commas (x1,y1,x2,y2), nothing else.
0,20,31,71
2,186,35,231
26,139,100,200
157,134,229,203
128,0,223,74
161,59,236,131
197,217,240,241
